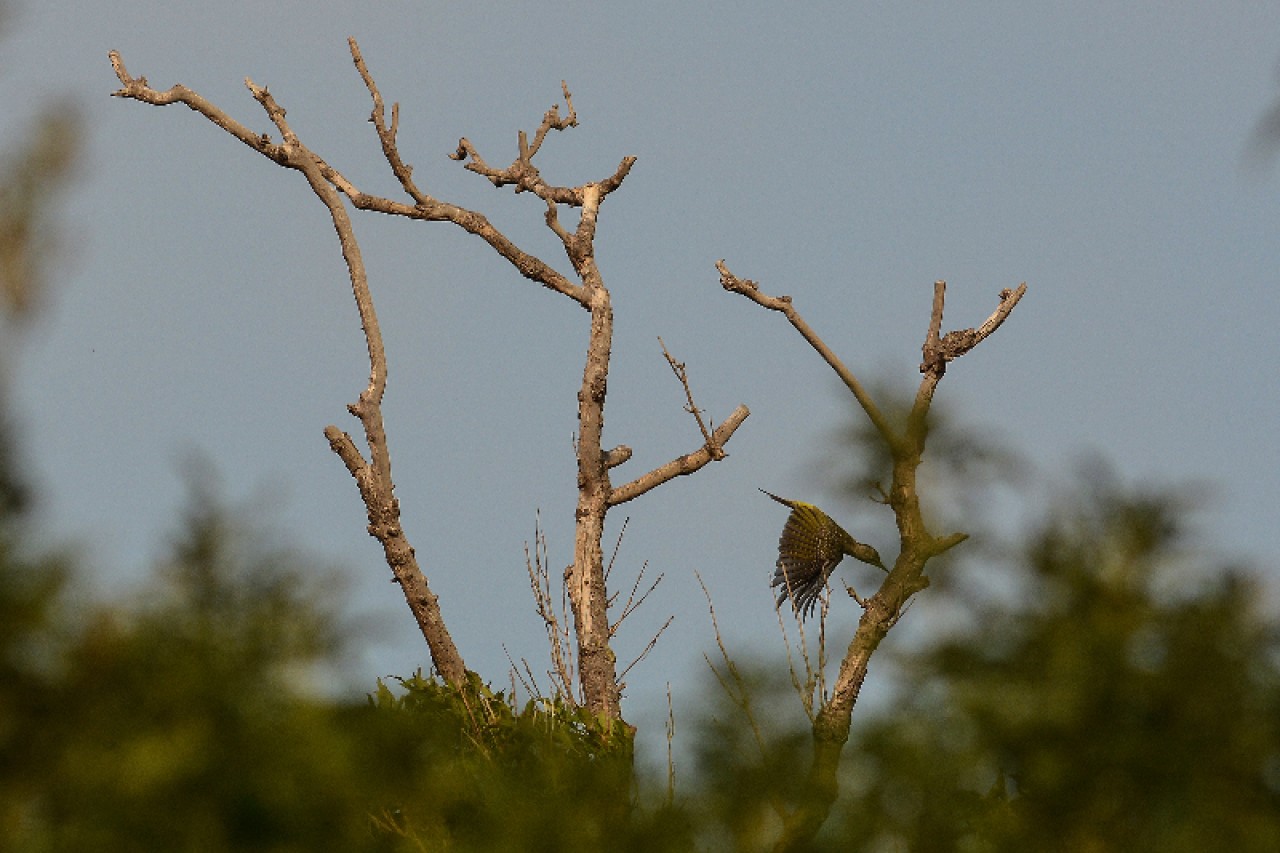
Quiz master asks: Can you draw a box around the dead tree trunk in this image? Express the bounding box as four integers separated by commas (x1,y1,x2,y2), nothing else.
109,41,749,723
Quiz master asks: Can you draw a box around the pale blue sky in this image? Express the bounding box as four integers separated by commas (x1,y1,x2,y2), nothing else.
6,2,1279,748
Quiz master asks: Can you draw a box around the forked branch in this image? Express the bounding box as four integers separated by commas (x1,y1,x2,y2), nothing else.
608,340,750,506
659,336,721,458
719,257,1026,850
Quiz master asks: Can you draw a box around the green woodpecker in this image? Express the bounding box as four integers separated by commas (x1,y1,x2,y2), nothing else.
761,489,886,620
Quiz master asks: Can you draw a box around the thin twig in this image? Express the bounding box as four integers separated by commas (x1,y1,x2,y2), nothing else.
697,571,788,820
524,515,577,704
504,645,538,701
777,604,816,723
611,562,663,635
603,517,630,587
658,336,720,458
697,573,766,755
618,614,674,684
665,683,677,806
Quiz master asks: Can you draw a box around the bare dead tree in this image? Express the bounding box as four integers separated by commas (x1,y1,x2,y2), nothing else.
108,40,747,723
718,260,1026,849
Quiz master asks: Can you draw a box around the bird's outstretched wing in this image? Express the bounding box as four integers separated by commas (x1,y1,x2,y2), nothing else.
762,490,849,620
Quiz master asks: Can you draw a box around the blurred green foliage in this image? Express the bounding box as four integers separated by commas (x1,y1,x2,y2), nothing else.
0,475,684,851
686,471,1280,852
832,471,1280,851
0,99,78,326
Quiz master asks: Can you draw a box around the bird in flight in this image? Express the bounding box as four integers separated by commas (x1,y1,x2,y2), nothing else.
761,489,886,620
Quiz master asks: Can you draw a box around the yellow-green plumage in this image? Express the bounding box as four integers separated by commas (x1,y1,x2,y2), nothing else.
761,489,885,620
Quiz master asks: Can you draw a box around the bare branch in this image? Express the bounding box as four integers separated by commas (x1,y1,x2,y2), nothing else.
112,49,467,688
906,280,951,448
910,280,1028,451
697,572,788,820
608,404,750,506
919,280,1029,377
521,80,577,161
450,138,635,207
602,445,633,468
445,76,634,209
617,614,674,685
842,582,870,609
939,282,1028,365
929,530,970,556
524,517,577,704
658,336,720,457
340,39,586,304
717,259,898,451
920,280,948,375
348,37,429,205
611,562,663,635
110,51,287,164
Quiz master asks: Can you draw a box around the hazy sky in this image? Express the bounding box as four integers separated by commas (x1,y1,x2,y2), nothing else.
6,2,1279,747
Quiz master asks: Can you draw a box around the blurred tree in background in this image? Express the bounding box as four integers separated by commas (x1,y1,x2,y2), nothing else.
0,458,677,850
689,468,1280,852
0,483,682,851
830,469,1280,852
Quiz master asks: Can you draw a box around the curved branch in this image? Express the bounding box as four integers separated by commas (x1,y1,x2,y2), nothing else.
717,259,899,452
109,49,468,688
109,51,288,164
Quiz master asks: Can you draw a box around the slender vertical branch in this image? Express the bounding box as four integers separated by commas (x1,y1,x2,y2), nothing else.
659,336,720,458
524,515,577,703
